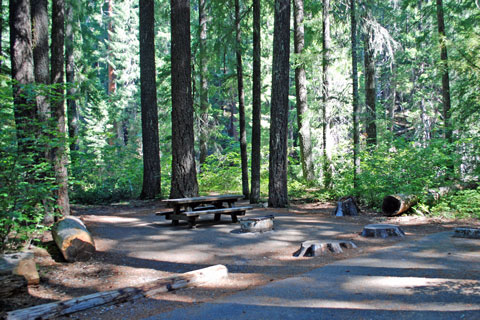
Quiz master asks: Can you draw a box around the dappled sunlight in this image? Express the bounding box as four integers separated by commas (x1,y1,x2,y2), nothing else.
342,276,444,295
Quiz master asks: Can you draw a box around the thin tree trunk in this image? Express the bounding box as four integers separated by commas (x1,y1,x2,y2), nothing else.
293,0,315,183
51,0,71,216
321,0,332,187
350,0,360,190
0,0,3,73
235,0,249,199
139,0,161,199
268,0,290,208
10,0,36,155
170,0,199,199
198,0,208,167
389,61,396,134
65,0,79,153
250,0,261,204
107,0,116,96
435,0,452,145
364,6,377,147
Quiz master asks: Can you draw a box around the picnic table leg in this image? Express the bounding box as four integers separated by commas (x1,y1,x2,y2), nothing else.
214,213,221,221
188,217,197,229
230,214,238,223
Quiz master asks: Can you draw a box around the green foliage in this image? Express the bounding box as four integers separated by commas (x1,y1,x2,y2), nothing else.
199,150,243,194
430,188,480,219
0,79,57,253
70,143,143,204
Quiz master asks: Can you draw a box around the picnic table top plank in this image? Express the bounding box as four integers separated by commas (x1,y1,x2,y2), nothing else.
183,206,252,216
162,194,244,205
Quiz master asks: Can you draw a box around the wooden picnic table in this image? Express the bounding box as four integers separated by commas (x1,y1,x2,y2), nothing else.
160,194,252,228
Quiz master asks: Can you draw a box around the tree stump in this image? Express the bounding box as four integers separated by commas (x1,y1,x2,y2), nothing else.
361,224,405,238
293,240,357,257
453,227,480,239
52,216,95,262
0,252,39,286
239,215,274,233
382,194,418,216
333,196,360,216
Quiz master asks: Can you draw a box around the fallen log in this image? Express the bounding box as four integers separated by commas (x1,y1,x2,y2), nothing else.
6,264,228,320
0,251,40,286
52,216,95,262
382,194,418,216
0,274,27,298
425,182,478,204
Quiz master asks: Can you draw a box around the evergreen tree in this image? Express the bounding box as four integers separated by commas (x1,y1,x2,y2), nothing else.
51,0,71,216
268,0,290,208
170,0,199,198
139,0,161,199
235,0,249,199
250,0,261,204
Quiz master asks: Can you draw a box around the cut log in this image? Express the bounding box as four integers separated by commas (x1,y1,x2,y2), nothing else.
293,240,357,257
239,215,274,232
6,264,228,320
453,227,480,239
361,224,405,238
0,252,39,286
52,216,95,262
333,196,360,216
382,194,418,216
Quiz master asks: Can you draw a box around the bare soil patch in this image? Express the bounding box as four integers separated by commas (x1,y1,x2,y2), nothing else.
2,200,478,319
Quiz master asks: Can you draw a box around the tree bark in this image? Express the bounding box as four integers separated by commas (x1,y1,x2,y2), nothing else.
10,0,36,155
321,0,332,187
235,0,249,199
436,0,453,146
198,0,209,167
293,0,315,184
139,0,161,199
364,5,377,147
268,0,290,208
0,0,3,73
65,0,79,153
51,0,71,216
250,0,261,204
170,0,199,199
31,0,49,123
350,0,360,189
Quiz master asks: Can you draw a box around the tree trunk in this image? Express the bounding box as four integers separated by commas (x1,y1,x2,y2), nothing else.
364,6,377,147
321,0,332,187
268,0,290,208
250,0,261,204
31,0,49,122
107,0,116,96
293,0,315,183
10,0,36,155
65,0,79,153
170,0,199,199
198,0,209,167
0,0,3,73
350,0,360,189
436,0,452,145
139,0,161,200
235,0,249,199
51,0,71,216
382,194,418,216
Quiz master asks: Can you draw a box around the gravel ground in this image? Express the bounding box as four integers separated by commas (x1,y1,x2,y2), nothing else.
2,200,478,319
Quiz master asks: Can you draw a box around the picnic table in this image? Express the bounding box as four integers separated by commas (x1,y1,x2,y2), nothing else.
160,194,252,228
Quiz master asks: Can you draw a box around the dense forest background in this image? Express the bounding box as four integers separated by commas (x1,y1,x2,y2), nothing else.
1,0,479,251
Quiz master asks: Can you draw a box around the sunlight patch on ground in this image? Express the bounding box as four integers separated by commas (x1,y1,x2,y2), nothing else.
342,276,444,295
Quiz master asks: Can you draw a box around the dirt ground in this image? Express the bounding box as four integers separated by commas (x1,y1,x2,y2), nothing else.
2,200,479,319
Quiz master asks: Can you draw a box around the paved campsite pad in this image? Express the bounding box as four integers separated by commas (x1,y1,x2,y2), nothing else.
2,201,479,319
145,232,480,320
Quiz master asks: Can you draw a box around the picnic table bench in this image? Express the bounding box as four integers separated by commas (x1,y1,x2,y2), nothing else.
160,194,252,228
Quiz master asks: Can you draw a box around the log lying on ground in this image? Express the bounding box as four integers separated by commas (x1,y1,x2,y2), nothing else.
6,264,228,320
382,194,418,216
0,252,39,286
333,196,360,216
52,216,95,262
425,182,479,204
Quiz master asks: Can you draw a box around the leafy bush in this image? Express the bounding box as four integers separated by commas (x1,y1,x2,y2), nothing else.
430,188,480,219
